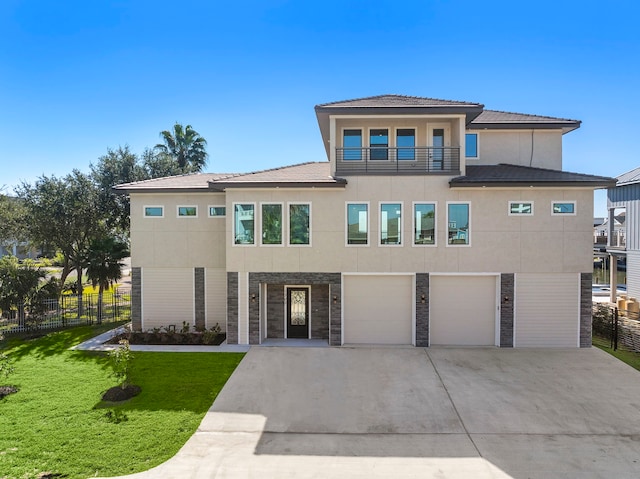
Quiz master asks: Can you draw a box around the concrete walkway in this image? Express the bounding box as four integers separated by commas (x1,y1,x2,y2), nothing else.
94,346,640,479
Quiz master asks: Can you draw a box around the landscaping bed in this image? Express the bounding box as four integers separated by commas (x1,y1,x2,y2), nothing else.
108,327,226,346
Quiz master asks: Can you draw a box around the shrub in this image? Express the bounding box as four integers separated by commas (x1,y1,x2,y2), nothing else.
109,339,132,389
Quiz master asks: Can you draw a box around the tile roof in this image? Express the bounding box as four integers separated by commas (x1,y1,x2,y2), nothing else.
615,166,640,186
316,94,482,108
470,110,580,133
113,173,239,192
450,164,616,188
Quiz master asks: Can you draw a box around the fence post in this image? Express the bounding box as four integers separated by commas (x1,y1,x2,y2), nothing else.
614,307,619,351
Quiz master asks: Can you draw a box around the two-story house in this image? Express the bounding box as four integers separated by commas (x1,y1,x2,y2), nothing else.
115,95,615,348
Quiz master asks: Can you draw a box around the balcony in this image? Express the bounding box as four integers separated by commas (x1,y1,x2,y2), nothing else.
335,147,460,176
609,231,626,250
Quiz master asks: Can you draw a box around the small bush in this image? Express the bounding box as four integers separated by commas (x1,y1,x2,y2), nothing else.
109,339,132,388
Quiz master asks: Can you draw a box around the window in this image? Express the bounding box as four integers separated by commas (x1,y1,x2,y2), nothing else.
509,201,533,215
346,203,369,245
380,203,402,245
552,202,576,215
466,133,478,158
343,129,362,160
234,204,255,245
261,203,282,245
177,206,197,217
397,129,415,160
413,203,436,245
208,206,226,217
447,203,470,246
289,203,310,245
144,206,163,217
370,129,389,160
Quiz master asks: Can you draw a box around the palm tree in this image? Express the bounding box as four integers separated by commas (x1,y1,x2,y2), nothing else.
85,237,129,324
154,123,208,173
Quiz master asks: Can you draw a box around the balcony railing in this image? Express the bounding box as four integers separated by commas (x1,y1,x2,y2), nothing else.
335,147,460,175
609,231,626,249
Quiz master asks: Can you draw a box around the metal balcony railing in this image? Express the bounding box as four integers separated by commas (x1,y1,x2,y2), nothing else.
335,147,460,175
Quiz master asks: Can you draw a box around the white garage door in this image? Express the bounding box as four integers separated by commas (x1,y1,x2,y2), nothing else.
142,268,194,330
343,275,413,345
430,275,497,346
515,273,578,347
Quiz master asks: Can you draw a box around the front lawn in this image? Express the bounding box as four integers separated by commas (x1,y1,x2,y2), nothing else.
593,335,640,372
0,325,244,479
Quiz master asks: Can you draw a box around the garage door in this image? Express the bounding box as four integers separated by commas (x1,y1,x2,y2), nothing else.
515,273,578,347
429,275,497,346
343,275,413,345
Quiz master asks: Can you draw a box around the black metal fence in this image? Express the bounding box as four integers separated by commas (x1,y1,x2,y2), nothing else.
0,288,131,334
592,302,640,351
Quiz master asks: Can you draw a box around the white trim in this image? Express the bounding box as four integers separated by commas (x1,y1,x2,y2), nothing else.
394,126,418,161
345,201,370,247
259,202,284,247
551,201,577,216
232,202,257,247
446,201,472,247
508,201,534,216
378,201,403,246
287,202,312,247
340,127,363,161
412,201,437,247
207,205,226,218
427,122,452,147
284,285,312,339
143,205,164,218
177,205,198,218
465,132,479,160
367,126,391,162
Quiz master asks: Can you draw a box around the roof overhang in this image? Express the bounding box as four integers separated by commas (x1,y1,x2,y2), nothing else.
208,179,347,191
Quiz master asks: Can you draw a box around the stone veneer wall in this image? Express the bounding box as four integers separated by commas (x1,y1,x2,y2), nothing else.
248,273,341,345
194,268,205,330
580,272,592,348
227,272,239,344
330,283,341,346
266,284,285,338
415,273,429,347
131,267,142,331
500,273,514,347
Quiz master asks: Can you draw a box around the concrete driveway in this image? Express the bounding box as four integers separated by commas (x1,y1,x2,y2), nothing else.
101,347,640,479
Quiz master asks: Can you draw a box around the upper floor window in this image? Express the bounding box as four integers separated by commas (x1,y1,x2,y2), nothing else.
261,203,283,245
177,206,197,217
380,202,402,245
552,201,576,215
447,202,470,246
234,203,255,245
289,203,310,245
466,133,478,158
346,203,368,246
343,129,362,160
144,206,163,218
509,201,533,215
414,203,436,245
208,206,226,217
370,129,388,160
397,129,415,160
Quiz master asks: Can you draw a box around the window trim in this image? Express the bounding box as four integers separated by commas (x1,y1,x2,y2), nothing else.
177,205,198,218
341,127,363,161
395,127,417,161
287,202,312,247
260,202,284,247
345,202,370,247
551,201,576,216
143,205,164,218
368,127,390,161
208,205,226,218
232,202,257,247
446,201,471,247
465,132,479,159
379,201,403,247
508,201,534,216
412,201,437,247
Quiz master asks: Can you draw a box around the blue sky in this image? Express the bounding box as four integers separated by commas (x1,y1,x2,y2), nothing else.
1,1,638,217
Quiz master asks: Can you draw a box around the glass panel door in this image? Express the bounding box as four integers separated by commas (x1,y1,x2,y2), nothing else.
287,287,309,338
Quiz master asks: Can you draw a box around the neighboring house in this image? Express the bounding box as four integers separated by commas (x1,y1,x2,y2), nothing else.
0,241,38,260
607,167,640,300
115,95,615,348
594,214,625,247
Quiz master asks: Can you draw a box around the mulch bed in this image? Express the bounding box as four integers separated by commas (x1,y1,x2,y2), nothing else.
0,385,18,399
108,332,226,346
101,384,142,402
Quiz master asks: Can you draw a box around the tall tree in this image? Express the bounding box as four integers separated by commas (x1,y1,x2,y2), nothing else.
85,237,129,324
0,256,46,327
0,195,29,253
154,123,208,173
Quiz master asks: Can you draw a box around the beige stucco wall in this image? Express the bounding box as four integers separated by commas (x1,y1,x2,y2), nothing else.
130,192,226,268
469,130,563,170
224,177,594,275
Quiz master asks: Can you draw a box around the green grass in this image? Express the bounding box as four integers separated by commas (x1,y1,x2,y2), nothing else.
593,335,640,372
0,325,244,479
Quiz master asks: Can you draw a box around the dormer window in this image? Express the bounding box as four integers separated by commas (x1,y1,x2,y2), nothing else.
370,129,388,160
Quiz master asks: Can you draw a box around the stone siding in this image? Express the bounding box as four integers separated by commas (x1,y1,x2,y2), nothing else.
131,267,142,331
416,273,429,347
227,272,239,344
194,267,205,330
500,273,514,347
580,272,592,348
